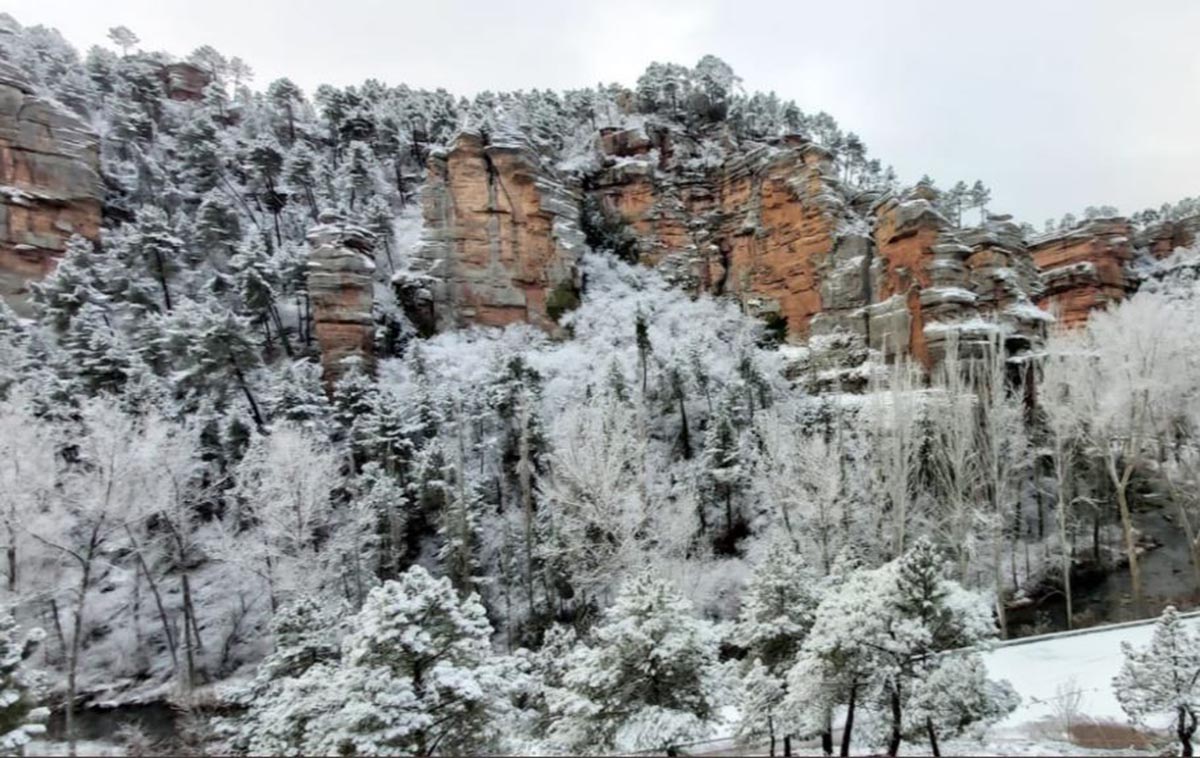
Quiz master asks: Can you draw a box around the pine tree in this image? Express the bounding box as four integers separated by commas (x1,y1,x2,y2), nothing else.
736,541,819,673
129,207,182,311
968,180,992,224
736,658,784,755
106,26,138,56
0,612,48,754
267,78,304,145
550,571,720,753
1114,606,1200,756
284,141,322,220
245,566,512,756
701,398,747,553
31,235,108,333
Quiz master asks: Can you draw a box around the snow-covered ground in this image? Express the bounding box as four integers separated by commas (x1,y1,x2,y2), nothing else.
984,613,1200,737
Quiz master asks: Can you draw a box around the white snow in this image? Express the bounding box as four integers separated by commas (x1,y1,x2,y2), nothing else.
984,612,1200,734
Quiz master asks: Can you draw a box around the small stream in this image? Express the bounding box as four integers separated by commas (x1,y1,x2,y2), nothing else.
43,702,179,745
1009,506,1200,636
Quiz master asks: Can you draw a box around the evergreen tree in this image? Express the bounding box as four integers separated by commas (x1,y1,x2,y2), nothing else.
1114,606,1200,756
736,541,819,673
0,612,47,754
549,571,721,754
244,566,512,756
701,398,747,553
736,658,784,756
968,180,992,224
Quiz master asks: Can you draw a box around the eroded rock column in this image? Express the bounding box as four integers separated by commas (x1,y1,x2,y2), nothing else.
306,214,376,385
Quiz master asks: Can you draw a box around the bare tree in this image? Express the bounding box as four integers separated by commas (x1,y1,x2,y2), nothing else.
867,355,925,559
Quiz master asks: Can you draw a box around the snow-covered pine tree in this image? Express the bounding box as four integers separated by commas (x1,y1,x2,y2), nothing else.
1114,605,1200,756
735,540,821,753
549,570,721,754
245,566,513,756
736,658,784,755
0,612,48,754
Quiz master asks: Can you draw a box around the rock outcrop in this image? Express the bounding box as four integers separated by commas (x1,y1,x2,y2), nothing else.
1030,218,1134,328
1140,216,1199,260
307,214,376,384
0,60,100,315
410,129,584,333
415,125,1053,370
160,62,211,103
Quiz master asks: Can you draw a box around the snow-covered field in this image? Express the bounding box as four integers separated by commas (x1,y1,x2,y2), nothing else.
982,613,1200,748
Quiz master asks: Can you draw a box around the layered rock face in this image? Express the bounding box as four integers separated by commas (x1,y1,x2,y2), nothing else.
1140,216,1199,260
415,125,1052,369
1029,218,1134,328
307,215,376,383
0,60,100,315
411,130,584,333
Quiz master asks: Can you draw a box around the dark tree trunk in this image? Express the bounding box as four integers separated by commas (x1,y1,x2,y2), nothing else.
677,393,691,459
783,734,792,757
1180,705,1196,757
926,716,941,758
840,684,857,757
821,729,833,757
153,250,173,312
886,687,902,757
232,362,266,432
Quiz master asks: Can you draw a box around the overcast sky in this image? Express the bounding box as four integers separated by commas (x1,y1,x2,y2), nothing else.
13,0,1200,224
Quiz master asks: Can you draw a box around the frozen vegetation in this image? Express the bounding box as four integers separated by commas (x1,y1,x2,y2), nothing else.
0,10,1199,757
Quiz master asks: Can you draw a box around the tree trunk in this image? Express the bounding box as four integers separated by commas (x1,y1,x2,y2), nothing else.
840,684,856,757
886,686,902,757
124,525,178,671
1057,491,1073,629
232,362,266,432
1180,705,1195,758
1111,465,1142,608
153,250,173,312
677,393,691,459
783,734,792,757
994,531,1009,639
926,716,941,758
5,527,14,592
66,549,96,757
270,303,293,358
48,598,66,665
181,576,196,690
821,728,833,757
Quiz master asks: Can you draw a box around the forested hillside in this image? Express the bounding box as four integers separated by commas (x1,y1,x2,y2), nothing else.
1,12,1199,756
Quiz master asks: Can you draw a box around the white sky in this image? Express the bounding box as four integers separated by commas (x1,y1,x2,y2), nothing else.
9,0,1199,225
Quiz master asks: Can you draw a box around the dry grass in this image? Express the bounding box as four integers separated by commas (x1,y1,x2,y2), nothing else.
1066,718,1155,751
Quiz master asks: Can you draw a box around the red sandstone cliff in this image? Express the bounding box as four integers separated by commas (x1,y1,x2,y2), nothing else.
1029,218,1134,328
414,124,1053,370
410,129,584,334
0,60,100,315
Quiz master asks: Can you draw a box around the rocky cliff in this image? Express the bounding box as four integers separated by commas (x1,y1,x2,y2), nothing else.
408,129,584,334
307,215,377,383
1029,218,1134,328
0,60,100,315
414,124,1053,370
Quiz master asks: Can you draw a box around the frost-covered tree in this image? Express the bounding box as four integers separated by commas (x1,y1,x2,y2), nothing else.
0,611,47,754
1114,606,1200,756
783,540,1010,757
549,571,721,754
244,566,512,756
538,391,645,606
736,658,784,755
735,541,820,753
225,423,341,612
